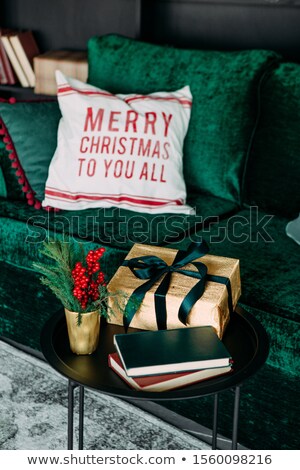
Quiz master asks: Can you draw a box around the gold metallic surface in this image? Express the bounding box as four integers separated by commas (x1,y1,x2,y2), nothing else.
107,244,241,338
65,308,100,355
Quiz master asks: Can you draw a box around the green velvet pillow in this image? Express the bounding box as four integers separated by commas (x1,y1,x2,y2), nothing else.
0,100,61,209
0,139,24,200
88,34,279,204
0,165,7,198
245,62,300,218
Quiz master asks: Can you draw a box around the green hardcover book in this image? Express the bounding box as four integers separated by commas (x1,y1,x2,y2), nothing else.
113,326,232,377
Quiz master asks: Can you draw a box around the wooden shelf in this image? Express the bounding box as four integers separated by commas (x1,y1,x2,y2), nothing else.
0,84,54,100
0,84,34,93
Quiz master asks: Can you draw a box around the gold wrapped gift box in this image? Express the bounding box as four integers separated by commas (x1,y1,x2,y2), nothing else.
107,243,241,338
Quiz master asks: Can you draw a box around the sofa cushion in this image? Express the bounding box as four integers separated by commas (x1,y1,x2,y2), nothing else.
88,34,279,204
0,100,61,209
43,71,193,214
187,209,300,323
0,140,24,200
0,194,238,259
244,62,300,218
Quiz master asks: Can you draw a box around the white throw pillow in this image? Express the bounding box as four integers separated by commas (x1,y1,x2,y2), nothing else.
42,71,194,214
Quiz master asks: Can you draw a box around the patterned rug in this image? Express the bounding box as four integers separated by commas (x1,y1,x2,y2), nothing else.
0,340,209,450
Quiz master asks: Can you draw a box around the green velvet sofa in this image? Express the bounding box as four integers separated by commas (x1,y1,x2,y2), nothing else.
0,34,299,450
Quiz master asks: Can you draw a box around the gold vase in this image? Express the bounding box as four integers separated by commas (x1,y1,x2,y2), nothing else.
65,308,100,355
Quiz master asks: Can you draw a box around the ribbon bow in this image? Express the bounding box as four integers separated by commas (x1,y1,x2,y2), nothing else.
122,240,233,332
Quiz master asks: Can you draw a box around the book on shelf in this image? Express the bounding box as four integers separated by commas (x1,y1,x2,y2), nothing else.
0,31,30,87
113,326,232,378
34,50,88,95
0,30,16,85
9,30,40,87
0,51,8,84
108,352,232,392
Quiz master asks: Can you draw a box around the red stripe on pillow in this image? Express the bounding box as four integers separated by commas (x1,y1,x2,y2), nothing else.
57,85,117,99
46,185,183,203
124,95,192,107
57,85,118,99
44,188,183,207
57,85,192,107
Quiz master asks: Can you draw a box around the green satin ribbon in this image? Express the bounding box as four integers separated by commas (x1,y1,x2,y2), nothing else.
122,240,233,331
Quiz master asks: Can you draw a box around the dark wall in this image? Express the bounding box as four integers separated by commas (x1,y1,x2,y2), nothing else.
1,0,300,60
142,0,300,60
0,0,140,51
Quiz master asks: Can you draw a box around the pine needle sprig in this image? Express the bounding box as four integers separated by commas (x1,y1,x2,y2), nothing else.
94,286,141,320
34,238,132,325
33,238,81,312
40,276,81,312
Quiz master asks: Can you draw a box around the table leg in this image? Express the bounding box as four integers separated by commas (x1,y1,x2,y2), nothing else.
68,380,76,450
212,393,219,449
232,386,241,450
79,386,84,450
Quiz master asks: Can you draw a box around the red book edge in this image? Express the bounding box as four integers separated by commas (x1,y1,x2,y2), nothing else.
108,352,232,392
0,51,8,84
0,37,16,84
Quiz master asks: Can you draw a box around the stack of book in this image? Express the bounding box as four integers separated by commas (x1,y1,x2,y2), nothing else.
108,326,233,392
0,29,40,87
34,50,88,95
0,29,87,95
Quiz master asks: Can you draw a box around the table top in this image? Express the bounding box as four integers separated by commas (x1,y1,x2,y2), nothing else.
40,306,269,401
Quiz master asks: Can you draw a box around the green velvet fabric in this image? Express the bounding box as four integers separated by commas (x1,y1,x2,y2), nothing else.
88,34,279,204
0,216,128,280
0,141,24,200
0,167,7,198
0,261,62,351
244,62,300,218
163,363,300,450
0,100,61,202
0,194,238,256
208,210,300,324
171,209,300,374
239,303,299,376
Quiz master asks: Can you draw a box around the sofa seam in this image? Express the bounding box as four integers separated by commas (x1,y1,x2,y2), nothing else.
240,57,281,209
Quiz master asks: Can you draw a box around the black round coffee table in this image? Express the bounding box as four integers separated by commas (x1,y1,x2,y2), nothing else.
41,305,269,450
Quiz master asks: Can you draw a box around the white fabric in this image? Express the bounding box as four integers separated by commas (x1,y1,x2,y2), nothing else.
43,71,194,214
286,213,300,245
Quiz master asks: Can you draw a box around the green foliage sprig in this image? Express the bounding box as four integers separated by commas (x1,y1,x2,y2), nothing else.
33,238,138,326
33,238,82,313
